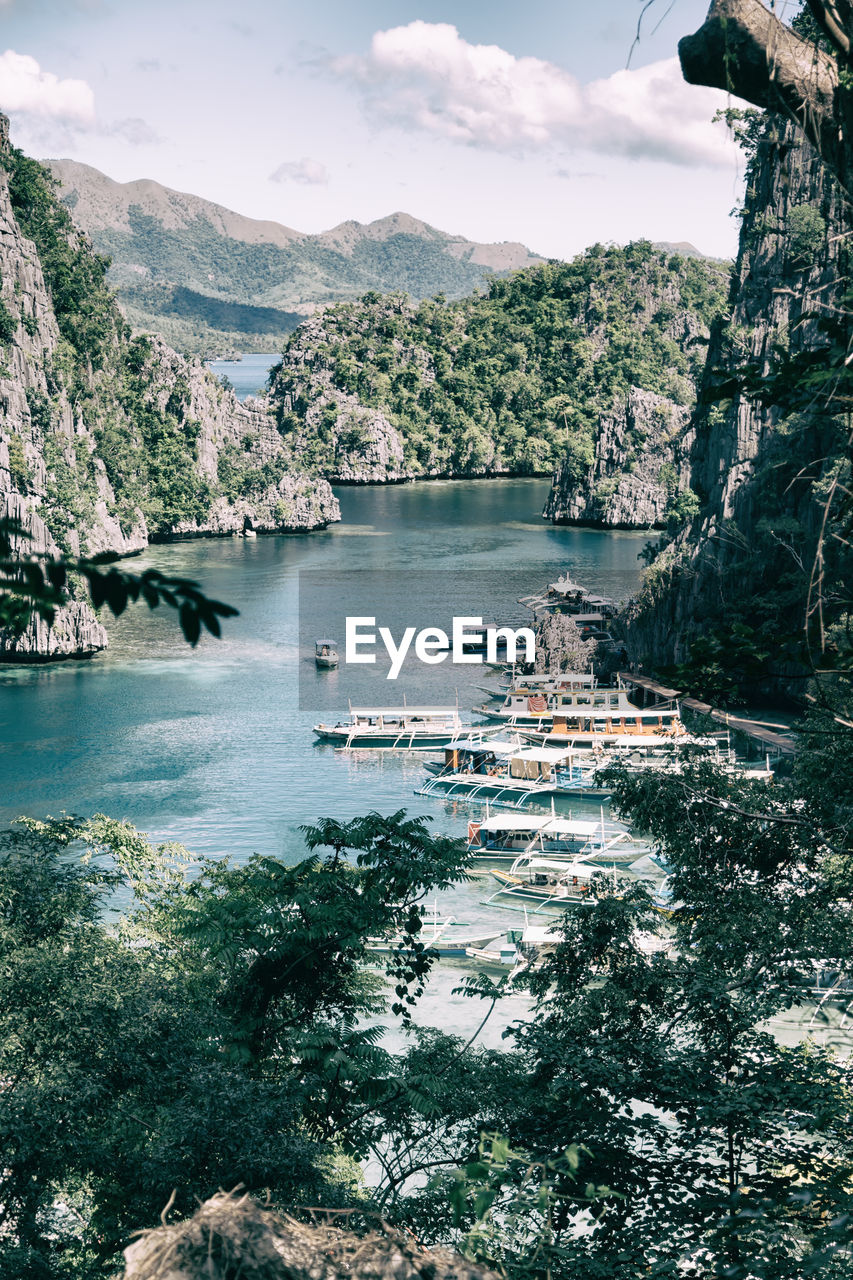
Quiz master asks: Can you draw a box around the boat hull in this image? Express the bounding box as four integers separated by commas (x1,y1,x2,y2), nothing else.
419,771,611,799
315,728,469,749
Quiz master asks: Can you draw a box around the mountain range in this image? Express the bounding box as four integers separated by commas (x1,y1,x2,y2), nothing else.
46,159,544,355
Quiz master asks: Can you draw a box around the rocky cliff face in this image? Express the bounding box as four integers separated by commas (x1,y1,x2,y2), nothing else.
0,493,107,662
544,387,694,528
268,315,410,483
626,117,848,687
267,250,728,484
0,119,339,660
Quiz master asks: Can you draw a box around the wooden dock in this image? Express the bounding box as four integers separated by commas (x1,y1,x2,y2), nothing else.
617,672,797,757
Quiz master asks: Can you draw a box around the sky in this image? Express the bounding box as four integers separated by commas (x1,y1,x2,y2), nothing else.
0,0,769,259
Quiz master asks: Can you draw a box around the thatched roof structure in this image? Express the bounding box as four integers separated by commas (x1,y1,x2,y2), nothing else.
124,1192,497,1280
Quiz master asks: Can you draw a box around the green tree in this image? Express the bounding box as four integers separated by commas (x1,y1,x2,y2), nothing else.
386,752,853,1279
0,810,469,1278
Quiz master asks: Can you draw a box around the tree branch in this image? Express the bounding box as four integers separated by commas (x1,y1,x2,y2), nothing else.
807,1,852,58
679,0,845,188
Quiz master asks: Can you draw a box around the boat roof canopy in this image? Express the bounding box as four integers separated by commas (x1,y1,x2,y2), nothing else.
451,738,519,754
509,672,595,686
315,638,338,646
524,857,596,875
350,705,459,717
476,815,599,836
478,815,552,832
521,926,561,944
540,818,599,836
512,746,587,763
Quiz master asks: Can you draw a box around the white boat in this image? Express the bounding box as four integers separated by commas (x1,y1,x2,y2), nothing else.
469,813,598,859
480,671,598,699
466,812,636,862
314,638,339,669
518,576,617,619
475,683,688,743
417,738,610,803
488,855,613,905
314,703,472,749
366,901,500,957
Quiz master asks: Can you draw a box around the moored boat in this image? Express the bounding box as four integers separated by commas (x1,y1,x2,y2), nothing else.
487,856,614,904
314,703,474,749
475,682,687,741
468,813,604,860
416,738,610,803
466,812,647,864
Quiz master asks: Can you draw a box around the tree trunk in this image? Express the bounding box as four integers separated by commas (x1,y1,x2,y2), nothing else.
679,0,853,195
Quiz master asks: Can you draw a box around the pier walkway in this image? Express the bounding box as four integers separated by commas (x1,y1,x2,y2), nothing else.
617,672,797,757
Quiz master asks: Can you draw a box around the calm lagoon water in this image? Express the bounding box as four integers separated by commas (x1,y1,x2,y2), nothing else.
0,479,648,1041
0,479,646,851
1,476,843,1047
208,352,279,400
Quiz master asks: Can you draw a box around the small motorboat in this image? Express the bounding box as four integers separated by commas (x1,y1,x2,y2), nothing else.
314,638,339,669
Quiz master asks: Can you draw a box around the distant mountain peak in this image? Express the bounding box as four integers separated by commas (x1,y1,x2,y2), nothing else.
44,158,545,354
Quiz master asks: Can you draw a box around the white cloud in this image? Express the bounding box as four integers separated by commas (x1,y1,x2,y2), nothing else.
269,157,329,185
329,22,738,168
108,116,160,146
0,49,95,122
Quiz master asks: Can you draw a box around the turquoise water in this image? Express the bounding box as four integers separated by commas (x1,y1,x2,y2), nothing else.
0,479,648,1038
0,479,645,852
0,477,843,1046
208,352,279,400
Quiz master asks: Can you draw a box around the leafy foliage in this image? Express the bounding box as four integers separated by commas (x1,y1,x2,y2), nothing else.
0,515,238,644
269,242,728,477
0,810,469,1277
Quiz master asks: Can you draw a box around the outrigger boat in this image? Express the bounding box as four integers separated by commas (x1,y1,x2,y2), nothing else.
474,683,687,740
465,922,562,972
466,919,670,975
417,738,610,803
367,902,501,957
468,813,602,860
477,671,598,700
314,702,474,749
466,812,644,864
518,575,618,620
487,856,618,905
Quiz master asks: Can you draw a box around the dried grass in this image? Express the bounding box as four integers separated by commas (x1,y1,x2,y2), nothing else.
124,1192,495,1280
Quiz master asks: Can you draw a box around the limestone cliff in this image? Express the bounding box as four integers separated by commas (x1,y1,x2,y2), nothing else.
0,117,339,660
265,249,729,484
268,315,410,483
544,387,694,528
0,493,107,662
626,116,849,690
